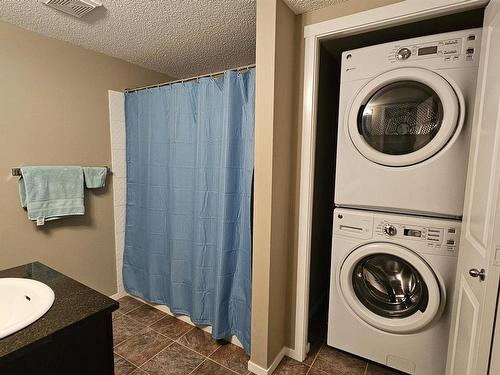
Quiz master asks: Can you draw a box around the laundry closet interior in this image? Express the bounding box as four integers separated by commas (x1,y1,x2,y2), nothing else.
306,7,485,375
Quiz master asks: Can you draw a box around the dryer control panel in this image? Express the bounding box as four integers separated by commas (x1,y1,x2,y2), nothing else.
374,219,460,254
389,31,479,64
340,28,482,81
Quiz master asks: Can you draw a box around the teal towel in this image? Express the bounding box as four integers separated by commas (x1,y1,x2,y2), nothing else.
19,166,84,224
83,167,107,188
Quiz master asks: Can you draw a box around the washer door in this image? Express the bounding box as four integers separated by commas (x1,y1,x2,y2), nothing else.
339,242,443,333
348,68,463,166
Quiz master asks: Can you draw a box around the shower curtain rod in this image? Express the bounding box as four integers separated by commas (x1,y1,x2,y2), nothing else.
125,63,256,93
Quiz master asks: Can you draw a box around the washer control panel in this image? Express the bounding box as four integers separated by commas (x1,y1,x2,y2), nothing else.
383,223,398,236
375,220,460,254
389,31,479,63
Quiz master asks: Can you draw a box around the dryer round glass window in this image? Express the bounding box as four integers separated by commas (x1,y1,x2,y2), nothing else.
352,253,429,319
339,242,443,333
358,81,444,156
347,68,463,167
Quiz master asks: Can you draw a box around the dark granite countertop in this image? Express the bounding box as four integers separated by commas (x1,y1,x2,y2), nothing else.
0,262,118,359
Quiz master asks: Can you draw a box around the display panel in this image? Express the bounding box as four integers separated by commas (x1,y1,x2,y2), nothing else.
404,228,422,237
418,46,438,56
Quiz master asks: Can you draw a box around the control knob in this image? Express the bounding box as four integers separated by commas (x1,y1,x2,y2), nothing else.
384,224,397,236
396,48,412,60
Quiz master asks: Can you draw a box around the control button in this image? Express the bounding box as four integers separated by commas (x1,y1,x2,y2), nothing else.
384,224,397,236
447,239,456,245
468,35,476,41
467,48,475,54
396,48,412,60
448,228,456,234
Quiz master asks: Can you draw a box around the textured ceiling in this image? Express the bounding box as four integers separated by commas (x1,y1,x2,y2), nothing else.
0,0,347,78
285,0,348,14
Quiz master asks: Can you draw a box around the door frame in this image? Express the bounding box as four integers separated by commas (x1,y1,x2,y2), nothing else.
489,285,500,373
295,0,489,361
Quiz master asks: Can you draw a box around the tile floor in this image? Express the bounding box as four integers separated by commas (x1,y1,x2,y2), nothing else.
113,296,251,375
113,296,403,375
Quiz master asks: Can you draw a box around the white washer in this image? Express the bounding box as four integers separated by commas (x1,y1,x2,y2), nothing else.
328,208,460,375
335,29,481,218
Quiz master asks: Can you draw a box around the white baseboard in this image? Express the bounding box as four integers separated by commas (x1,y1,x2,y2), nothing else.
110,290,128,300
246,346,306,374
248,346,305,375
115,293,243,349
284,346,304,362
247,360,270,375
248,346,291,375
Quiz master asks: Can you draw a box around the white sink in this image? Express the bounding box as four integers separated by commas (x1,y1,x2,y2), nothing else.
0,278,55,339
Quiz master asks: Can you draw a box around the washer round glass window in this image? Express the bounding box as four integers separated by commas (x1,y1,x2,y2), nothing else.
358,81,444,156
352,253,429,319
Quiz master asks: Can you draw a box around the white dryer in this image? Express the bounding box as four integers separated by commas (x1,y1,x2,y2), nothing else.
328,208,460,375
334,29,481,218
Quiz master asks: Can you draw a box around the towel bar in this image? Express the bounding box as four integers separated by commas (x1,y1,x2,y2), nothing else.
12,167,110,177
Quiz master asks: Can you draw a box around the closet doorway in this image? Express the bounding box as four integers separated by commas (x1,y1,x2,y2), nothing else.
298,0,486,362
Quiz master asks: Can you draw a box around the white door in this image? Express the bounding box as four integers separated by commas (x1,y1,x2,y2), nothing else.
446,1,500,374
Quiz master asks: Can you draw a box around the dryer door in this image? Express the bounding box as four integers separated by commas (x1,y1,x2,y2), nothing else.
348,68,463,166
339,242,443,333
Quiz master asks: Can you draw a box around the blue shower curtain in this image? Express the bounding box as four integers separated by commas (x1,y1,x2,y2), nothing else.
123,69,255,352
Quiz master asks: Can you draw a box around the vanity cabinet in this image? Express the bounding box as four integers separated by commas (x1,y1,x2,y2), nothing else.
0,262,118,375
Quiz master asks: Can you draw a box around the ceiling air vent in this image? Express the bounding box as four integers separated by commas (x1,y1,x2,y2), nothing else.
41,0,102,18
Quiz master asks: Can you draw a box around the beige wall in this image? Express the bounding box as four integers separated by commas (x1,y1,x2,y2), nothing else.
0,21,170,295
269,0,298,363
252,0,403,366
286,0,403,350
251,0,297,368
251,0,273,365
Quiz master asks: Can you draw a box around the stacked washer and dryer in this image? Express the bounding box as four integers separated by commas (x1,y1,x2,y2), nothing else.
327,29,481,374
